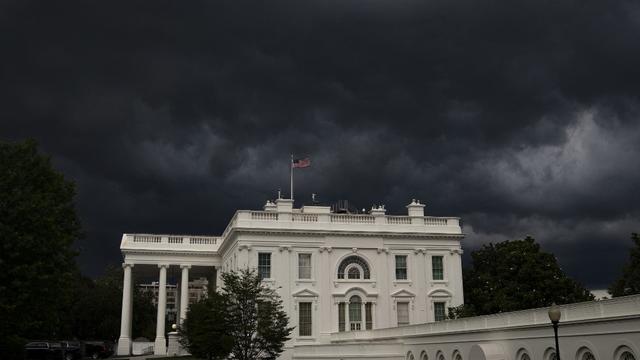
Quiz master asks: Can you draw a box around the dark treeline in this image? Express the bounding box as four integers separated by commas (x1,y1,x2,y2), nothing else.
0,140,155,360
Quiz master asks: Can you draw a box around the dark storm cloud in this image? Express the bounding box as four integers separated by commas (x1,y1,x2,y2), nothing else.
1,0,639,288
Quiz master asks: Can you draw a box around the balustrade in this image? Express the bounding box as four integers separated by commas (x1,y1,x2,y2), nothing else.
250,211,279,221
387,216,412,224
292,213,319,222
424,217,448,226
133,235,161,243
189,237,217,245
125,211,458,254
168,236,183,244
330,214,375,224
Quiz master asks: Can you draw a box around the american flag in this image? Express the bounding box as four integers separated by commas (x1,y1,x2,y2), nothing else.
292,157,311,168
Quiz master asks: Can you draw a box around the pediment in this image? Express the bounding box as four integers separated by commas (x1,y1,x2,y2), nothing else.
331,286,378,298
292,288,319,298
390,289,416,298
428,288,453,297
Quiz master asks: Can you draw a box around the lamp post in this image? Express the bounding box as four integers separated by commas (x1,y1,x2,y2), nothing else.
548,303,561,360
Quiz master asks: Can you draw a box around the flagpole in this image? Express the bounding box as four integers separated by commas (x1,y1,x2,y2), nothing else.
290,154,294,200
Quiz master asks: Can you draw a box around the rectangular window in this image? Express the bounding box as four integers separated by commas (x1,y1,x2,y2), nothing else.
298,253,312,279
338,302,345,332
299,302,312,336
432,256,444,280
434,302,446,321
365,302,372,330
395,255,408,280
397,302,409,326
258,253,271,279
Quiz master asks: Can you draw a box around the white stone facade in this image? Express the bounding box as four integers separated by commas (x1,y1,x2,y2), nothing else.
116,198,464,356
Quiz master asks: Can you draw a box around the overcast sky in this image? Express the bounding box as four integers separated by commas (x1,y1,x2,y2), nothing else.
2,0,639,288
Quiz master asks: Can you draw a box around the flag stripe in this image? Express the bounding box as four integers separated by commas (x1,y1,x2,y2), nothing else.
292,157,311,168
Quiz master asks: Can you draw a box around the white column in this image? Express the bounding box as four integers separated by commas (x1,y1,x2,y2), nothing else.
128,271,133,336
345,300,350,332
361,302,366,330
154,264,169,355
371,302,376,329
451,250,464,307
215,266,223,291
117,263,134,356
179,265,190,324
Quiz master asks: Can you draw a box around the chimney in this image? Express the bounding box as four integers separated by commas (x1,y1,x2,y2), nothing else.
406,199,425,217
275,198,294,213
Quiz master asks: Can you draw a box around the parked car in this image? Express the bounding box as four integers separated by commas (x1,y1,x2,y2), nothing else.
83,341,114,359
24,341,80,360
60,341,82,360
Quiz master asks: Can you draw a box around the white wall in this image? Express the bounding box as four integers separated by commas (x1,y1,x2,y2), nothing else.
292,295,640,360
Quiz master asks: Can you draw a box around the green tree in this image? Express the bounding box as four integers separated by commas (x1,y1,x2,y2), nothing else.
609,233,640,297
179,292,234,360
0,140,82,359
181,269,293,360
223,269,293,360
454,236,593,318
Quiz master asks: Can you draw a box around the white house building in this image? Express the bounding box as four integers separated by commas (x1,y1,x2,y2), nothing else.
116,198,640,360
116,198,465,356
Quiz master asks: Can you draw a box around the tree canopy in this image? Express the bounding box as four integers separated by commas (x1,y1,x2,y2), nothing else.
452,236,593,318
69,265,156,341
180,292,234,360
609,233,640,297
0,140,82,359
180,269,293,360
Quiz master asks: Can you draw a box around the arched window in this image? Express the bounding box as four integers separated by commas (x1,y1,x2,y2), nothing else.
438,354,445,360
521,353,531,360
349,295,362,330
545,350,557,360
420,351,428,360
348,267,361,279
620,352,636,360
454,353,462,360
436,351,445,360
407,352,415,360
338,256,370,279
582,352,596,360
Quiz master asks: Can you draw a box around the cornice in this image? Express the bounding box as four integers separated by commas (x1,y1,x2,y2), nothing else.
227,227,464,239
122,249,219,256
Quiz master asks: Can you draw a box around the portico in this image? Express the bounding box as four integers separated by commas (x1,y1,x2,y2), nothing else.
116,235,221,356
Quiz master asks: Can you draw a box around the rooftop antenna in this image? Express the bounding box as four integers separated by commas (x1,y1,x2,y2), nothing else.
277,188,282,199
311,193,317,203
